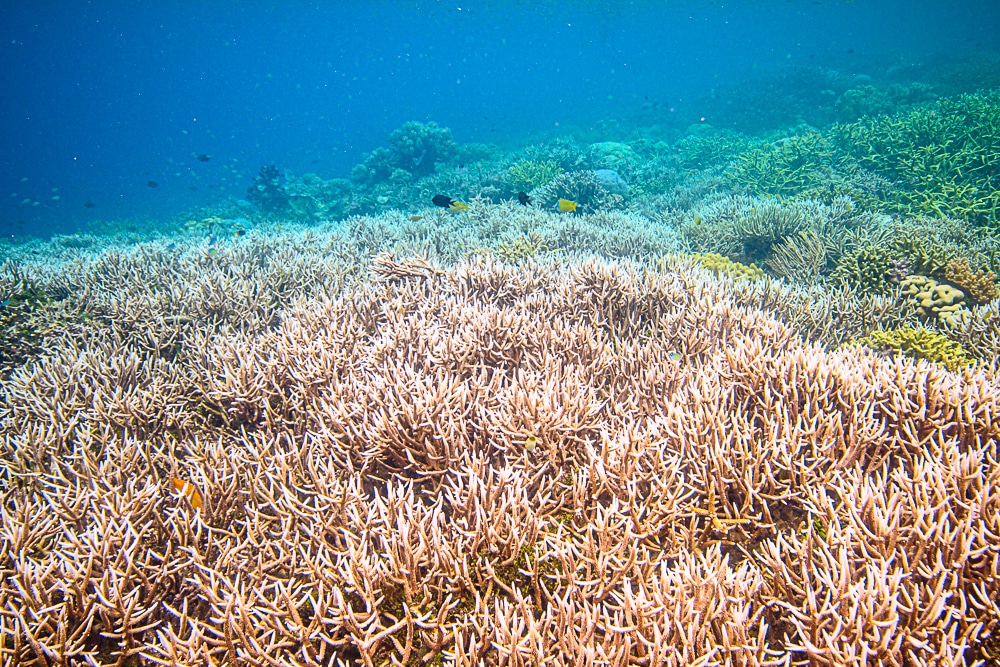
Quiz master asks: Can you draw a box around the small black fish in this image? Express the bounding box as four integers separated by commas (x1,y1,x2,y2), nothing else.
432,194,455,208
83,199,97,208
146,180,159,188
517,191,531,206
197,153,211,162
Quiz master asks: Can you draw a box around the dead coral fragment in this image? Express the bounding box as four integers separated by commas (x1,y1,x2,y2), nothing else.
370,252,442,282
853,325,975,371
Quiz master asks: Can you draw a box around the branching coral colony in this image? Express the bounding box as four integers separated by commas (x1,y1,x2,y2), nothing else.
1,235,999,666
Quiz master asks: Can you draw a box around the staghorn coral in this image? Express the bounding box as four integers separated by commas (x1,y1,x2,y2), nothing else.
507,159,563,191
675,127,752,169
530,170,625,212
832,89,1000,225
765,228,829,283
831,243,900,295
492,232,549,262
1,246,999,665
852,325,975,372
723,130,853,198
677,195,808,263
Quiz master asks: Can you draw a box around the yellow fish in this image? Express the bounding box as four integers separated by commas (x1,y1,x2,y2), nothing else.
409,214,422,221
172,478,203,510
557,198,578,213
448,201,469,213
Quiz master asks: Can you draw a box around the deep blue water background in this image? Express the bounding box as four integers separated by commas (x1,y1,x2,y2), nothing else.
2,0,998,239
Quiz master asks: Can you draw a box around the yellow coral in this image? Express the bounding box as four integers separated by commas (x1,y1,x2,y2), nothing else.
694,253,765,281
900,275,970,328
853,326,974,372
495,233,549,262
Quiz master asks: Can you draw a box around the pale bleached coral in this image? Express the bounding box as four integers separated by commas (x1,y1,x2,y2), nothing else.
1,238,999,664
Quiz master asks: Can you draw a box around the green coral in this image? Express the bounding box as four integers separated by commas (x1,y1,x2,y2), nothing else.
831,90,1000,225
852,326,974,372
831,236,954,295
693,253,765,281
831,245,899,295
676,128,752,169
508,160,563,191
724,130,853,198
894,238,952,276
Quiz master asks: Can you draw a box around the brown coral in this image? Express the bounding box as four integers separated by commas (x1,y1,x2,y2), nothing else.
943,256,1000,305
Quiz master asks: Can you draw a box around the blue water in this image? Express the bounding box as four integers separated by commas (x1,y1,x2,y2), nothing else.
2,0,998,239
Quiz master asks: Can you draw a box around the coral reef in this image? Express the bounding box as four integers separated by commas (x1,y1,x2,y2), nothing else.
530,170,624,211
852,325,975,371
1,239,998,665
585,141,639,176
492,232,549,262
833,90,1000,225
246,164,290,214
765,229,829,282
675,126,752,169
724,130,851,198
0,274,58,376
388,120,457,177
6,74,1000,666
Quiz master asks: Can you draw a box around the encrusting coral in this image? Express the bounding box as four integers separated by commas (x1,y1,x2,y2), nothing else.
1,228,999,665
851,325,975,371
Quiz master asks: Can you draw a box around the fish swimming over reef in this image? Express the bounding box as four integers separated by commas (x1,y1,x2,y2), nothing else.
146,180,159,188
196,153,211,162
557,198,578,213
518,191,531,206
432,194,468,213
